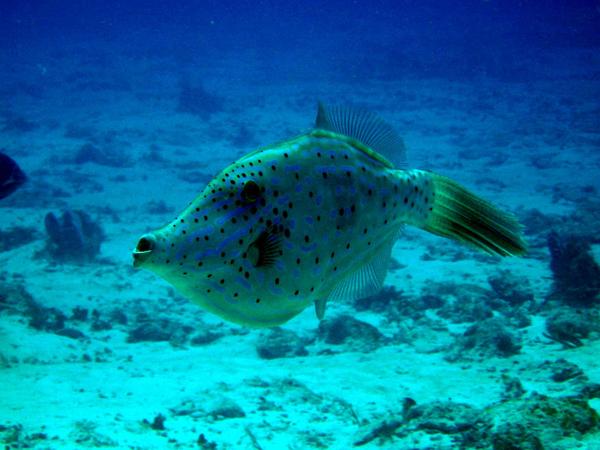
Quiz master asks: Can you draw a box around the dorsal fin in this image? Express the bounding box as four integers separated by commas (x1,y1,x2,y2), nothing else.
315,102,407,168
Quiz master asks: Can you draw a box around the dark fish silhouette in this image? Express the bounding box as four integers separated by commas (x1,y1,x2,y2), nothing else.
0,151,26,200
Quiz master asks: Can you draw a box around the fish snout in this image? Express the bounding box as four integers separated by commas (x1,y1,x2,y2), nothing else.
133,233,156,268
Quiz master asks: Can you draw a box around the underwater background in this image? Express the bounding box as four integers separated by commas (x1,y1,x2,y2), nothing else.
2,0,600,448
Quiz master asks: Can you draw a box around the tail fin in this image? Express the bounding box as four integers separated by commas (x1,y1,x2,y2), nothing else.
423,174,527,257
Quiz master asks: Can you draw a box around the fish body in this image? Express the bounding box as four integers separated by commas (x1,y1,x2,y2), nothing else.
0,151,26,200
133,104,526,327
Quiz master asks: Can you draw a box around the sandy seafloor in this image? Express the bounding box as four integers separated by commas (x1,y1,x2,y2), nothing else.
1,39,600,449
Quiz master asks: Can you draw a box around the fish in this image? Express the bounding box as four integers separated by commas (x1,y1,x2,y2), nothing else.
0,151,27,200
133,103,526,327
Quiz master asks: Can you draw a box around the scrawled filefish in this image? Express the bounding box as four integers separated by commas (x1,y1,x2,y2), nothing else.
133,104,526,327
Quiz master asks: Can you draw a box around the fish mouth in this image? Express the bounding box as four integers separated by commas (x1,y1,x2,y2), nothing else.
132,233,156,268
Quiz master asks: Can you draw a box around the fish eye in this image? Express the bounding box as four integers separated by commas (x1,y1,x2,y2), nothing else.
241,180,261,203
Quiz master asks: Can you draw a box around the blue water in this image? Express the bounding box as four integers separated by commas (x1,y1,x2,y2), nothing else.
1,1,600,449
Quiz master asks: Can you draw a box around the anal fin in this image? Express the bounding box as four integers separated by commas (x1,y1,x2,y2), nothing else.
327,236,395,303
